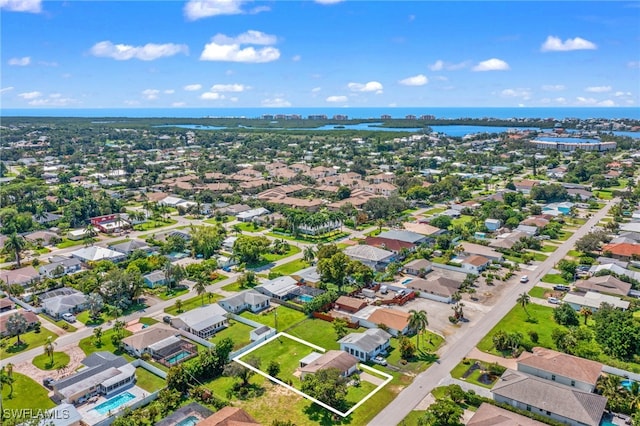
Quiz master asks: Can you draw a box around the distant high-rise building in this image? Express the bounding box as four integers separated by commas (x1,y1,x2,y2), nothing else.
381,114,392,119
308,114,328,120
333,115,348,120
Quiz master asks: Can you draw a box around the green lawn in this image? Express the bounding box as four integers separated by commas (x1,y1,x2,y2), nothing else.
287,318,356,350
135,367,166,392
1,328,58,359
240,306,307,332
528,286,549,298
595,190,614,200
210,320,254,350
555,230,574,241
40,314,77,332
450,359,501,388
55,238,86,249
203,216,233,224
477,304,561,356
235,222,266,233
567,250,583,257
240,335,316,383
76,310,105,326
451,215,473,227
133,218,178,231
540,244,558,253
32,351,70,370
221,280,250,292
139,317,159,326
386,332,444,373
401,410,427,426
78,328,133,357
266,231,350,244
164,294,222,316
423,207,446,215
270,259,310,276
1,372,55,414
262,245,301,263
154,287,190,301
531,252,548,261
541,274,569,284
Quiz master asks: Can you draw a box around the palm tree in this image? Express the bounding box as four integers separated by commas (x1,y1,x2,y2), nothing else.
175,299,183,313
93,326,103,346
517,292,531,319
83,224,97,247
6,313,28,345
113,320,125,339
303,246,316,264
0,364,15,398
579,307,592,325
375,218,386,233
597,374,622,400
408,309,429,349
44,336,57,366
4,233,26,268
195,278,207,305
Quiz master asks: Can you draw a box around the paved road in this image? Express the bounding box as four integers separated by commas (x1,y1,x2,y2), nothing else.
369,198,617,426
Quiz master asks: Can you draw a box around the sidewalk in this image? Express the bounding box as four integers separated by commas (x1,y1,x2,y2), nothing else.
465,347,517,370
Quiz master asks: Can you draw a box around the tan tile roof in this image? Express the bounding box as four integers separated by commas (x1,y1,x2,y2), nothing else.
299,350,358,375
468,403,546,426
198,407,261,426
335,296,368,312
463,254,490,267
517,347,602,386
367,308,410,332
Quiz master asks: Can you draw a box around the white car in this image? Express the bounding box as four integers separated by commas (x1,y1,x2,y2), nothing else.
62,313,76,322
548,297,561,304
372,356,388,366
520,275,529,283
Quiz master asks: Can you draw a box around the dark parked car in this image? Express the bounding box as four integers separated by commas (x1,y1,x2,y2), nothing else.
553,285,570,291
43,377,55,388
163,316,172,324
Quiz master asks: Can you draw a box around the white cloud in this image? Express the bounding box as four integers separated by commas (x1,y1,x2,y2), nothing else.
184,84,202,91
90,41,188,61
500,88,532,99
542,84,565,91
398,74,428,86
585,86,611,93
200,92,225,100
314,0,343,4
292,55,301,62
0,0,41,13
576,96,597,105
428,59,469,71
326,95,348,102
18,91,42,99
210,83,247,92
598,99,615,107
164,89,175,94
348,81,383,94
8,56,30,66
0,87,15,94
184,0,245,20
28,96,77,106
229,96,239,102
472,58,510,71
142,89,160,100
628,61,640,69
555,97,567,104
614,91,632,97
200,31,280,63
172,102,187,107
262,98,291,107
124,100,141,106
540,36,597,52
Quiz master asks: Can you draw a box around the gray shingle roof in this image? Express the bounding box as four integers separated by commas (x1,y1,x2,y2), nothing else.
338,328,391,353
377,230,425,244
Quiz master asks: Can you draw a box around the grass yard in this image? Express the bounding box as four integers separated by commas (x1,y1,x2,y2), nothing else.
210,320,254,350
401,410,428,426
164,294,222,316
555,230,574,241
450,359,502,389
78,328,133,357
135,367,166,392
76,310,105,325
423,207,446,215
262,245,302,263
451,215,473,227
567,250,583,257
221,280,251,292
235,222,266,233
203,216,233,225
32,351,70,370
133,218,178,231
55,238,86,249
541,274,569,284
266,231,350,244
40,314,77,332
240,306,307,332
241,335,316,382
287,318,359,350
1,328,58,359
154,287,190,301
139,317,159,326
528,286,549,298
540,244,558,253
595,190,614,200
270,259,310,276
477,304,561,356
1,372,55,414
531,252,548,261
385,332,444,373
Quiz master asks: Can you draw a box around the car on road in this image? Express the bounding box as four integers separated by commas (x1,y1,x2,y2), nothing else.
548,297,561,304
163,315,172,324
62,313,76,322
553,285,570,291
42,377,55,388
520,275,529,283
372,356,388,366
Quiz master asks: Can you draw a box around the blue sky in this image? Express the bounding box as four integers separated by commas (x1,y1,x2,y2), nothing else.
1,0,639,109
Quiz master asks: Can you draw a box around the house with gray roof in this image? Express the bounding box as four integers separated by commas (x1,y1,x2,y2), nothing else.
52,352,136,405
70,246,126,263
143,270,167,288
0,266,40,288
218,290,270,314
343,245,395,271
338,328,391,362
109,239,152,255
563,291,629,312
176,304,228,339
468,403,546,426
492,369,607,426
39,257,82,278
405,275,462,304
255,276,299,300
377,230,428,245
41,290,88,319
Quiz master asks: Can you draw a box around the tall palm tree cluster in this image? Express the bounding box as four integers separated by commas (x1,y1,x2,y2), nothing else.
283,209,346,237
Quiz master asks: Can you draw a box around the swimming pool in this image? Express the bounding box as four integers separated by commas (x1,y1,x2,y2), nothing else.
93,392,135,415
622,379,635,390
401,278,413,285
175,415,200,426
166,351,191,365
298,294,313,303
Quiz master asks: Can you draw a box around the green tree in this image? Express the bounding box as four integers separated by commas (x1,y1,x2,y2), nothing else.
87,292,104,322
233,235,271,264
399,335,416,359
332,317,349,339
300,368,348,410
3,233,26,268
303,246,316,264
93,326,103,346
44,336,57,366
174,299,183,313
224,357,261,388
553,303,579,327
579,307,592,325
267,360,281,378
316,252,350,291
516,292,531,319
0,364,15,398
195,278,207,306
408,309,429,349
430,215,452,230
6,313,28,345
418,398,464,426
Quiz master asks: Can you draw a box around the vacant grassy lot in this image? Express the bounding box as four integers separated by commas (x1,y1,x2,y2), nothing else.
32,351,70,370
76,310,105,325
78,328,133,357
55,238,86,249
1,328,58,359
133,218,178,231
423,207,446,215
270,259,309,276
154,287,190,301
242,335,316,382
385,332,444,374
210,320,254,350
164,294,222,316
287,318,362,350
541,274,569,285
450,358,501,388
262,245,301,263
240,306,307,332
135,367,166,392
540,244,558,253
1,372,55,413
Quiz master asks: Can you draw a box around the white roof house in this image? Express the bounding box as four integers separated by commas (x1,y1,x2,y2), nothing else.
563,291,629,311
159,196,186,206
255,276,299,300
343,245,395,269
70,246,126,263
236,207,270,222
177,304,229,339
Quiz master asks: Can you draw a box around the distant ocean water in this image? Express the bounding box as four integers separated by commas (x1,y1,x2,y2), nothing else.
2,107,639,120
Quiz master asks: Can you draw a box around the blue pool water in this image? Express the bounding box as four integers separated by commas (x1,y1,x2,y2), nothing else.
401,278,413,285
298,294,313,303
176,415,200,426
167,351,191,364
622,379,634,390
94,392,135,415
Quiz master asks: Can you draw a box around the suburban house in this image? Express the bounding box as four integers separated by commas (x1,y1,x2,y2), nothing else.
299,350,358,378
108,239,152,255
338,328,391,362
36,404,82,426
458,254,491,274
218,290,271,314
236,207,270,222
364,236,415,254
24,230,59,246
563,291,629,312
143,270,167,288
484,218,502,232
291,266,322,286
402,221,447,240
514,179,539,195
41,289,88,319
467,403,546,426
121,324,178,357
0,298,15,312
198,407,260,426
492,369,607,426
360,307,411,336
377,230,428,246
0,310,40,337
175,304,229,339
405,275,461,304
459,242,503,262
343,245,395,271
601,242,640,261
517,347,602,392
403,259,433,277
256,276,301,301
52,352,136,405
121,324,197,366
70,246,126,264
39,257,82,278
90,214,130,233
575,275,631,297
0,266,40,288
334,296,368,314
